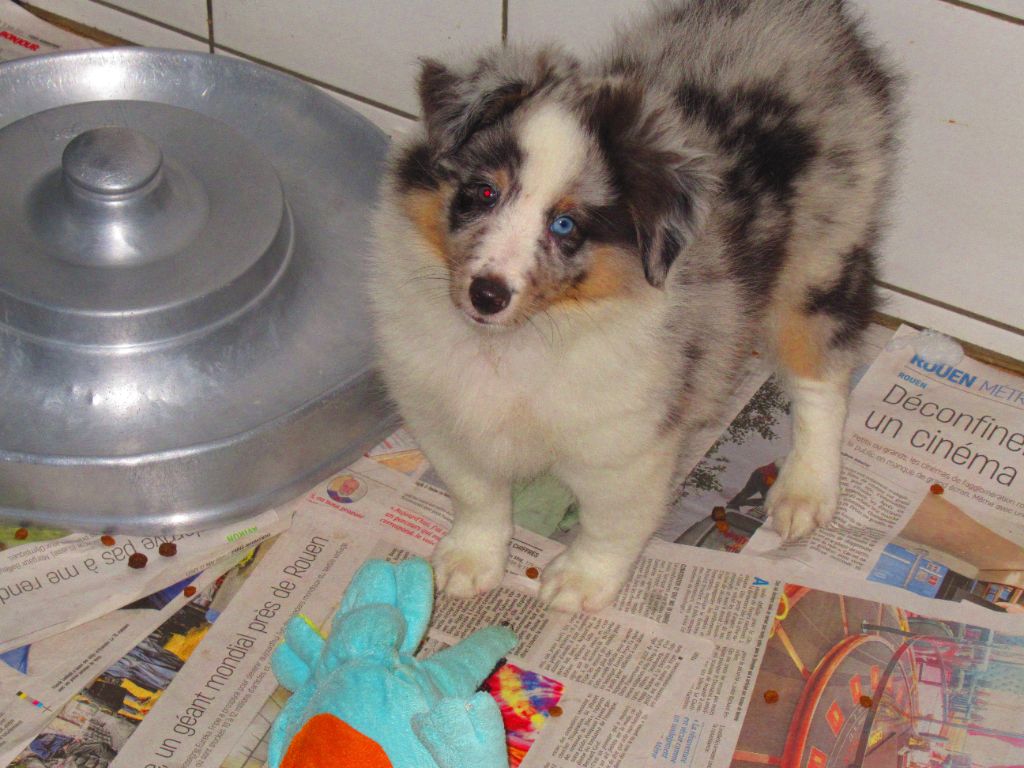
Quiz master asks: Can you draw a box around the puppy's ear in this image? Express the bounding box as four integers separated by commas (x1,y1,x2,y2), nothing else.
417,47,580,158
584,80,717,288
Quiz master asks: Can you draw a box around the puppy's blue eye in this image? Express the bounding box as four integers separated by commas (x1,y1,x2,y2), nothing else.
549,216,576,236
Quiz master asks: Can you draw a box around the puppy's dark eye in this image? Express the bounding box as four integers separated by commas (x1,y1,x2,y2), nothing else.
476,184,499,206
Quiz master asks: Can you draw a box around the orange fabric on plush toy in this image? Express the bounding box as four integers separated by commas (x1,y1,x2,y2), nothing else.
281,712,393,768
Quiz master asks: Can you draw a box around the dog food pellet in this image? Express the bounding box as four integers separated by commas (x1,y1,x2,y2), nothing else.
100,534,116,546
525,566,540,579
127,553,148,569
183,585,197,598
930,483,944,495
716,520,730,533
711,506,727,522
0,542,7,552
14,528,29,540
549,706,563,717
859,695,873,708
158,542,178,557
763,690,779,704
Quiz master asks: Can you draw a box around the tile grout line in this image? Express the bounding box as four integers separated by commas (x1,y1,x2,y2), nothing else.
932,0,1024,25
206,0,214,53
21,2,418,122
79,0,209,44
876,281,1023,338
212,43,419,121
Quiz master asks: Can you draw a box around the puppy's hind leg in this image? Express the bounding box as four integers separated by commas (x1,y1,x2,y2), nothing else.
420,435,513,598
542,443,677,613
767,308,860,540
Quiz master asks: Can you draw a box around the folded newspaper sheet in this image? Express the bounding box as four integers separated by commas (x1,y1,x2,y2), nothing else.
0,511,286,655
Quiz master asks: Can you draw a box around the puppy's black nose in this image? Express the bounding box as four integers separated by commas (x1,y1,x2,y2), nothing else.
469,276,512,315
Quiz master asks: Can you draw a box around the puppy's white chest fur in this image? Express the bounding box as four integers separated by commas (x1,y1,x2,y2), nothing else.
386,294,671,478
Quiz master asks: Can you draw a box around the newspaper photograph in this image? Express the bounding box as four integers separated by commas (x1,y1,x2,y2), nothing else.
0,552,246,766
728,582,1024,768
665,324,896,552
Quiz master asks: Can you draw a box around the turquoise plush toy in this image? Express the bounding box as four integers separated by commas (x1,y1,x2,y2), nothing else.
268,557,517,768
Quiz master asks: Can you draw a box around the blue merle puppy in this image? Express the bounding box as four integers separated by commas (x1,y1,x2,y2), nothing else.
370,0,900,611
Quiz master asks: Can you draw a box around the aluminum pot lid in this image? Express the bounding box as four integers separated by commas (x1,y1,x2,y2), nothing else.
0,48,396,532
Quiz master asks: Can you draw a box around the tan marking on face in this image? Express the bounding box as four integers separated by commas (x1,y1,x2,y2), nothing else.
775,307,830,380
493,168,510,192
401,188,451,264
547,246,641,308
553,195,577,215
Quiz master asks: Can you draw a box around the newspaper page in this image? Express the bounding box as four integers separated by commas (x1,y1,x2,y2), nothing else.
101,463,714,768
0,510,286,654
0,549,250,766
734,325,1024,614
2,544,271,768
0,0,98,61
620,537,1024,768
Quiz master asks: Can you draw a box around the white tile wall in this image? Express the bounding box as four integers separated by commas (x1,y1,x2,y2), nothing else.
25,0,208,49
14,0,1024,358
852,0,1023,337
99,0,209,38
324,88,417,139
212,0,502,116
881,289,1024,361
967,0,1024,20
215,48,418,138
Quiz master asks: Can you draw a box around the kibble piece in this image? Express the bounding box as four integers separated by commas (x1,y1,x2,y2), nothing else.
711,506,727,522
525,566,540,580
715,520,730,534
763,690,779,704
859,695,873,708
127,552,148,569
929,483,944,495
158,542,178,557
183,585,197,598
14,528,28,540
100,535,116,547
549,705,563,717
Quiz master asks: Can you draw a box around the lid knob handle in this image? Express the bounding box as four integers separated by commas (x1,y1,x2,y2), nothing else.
62,127,163,197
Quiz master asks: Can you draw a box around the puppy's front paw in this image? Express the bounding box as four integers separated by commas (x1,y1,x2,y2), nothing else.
765,459,839,541
538,549,628,613
433,528,507,599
